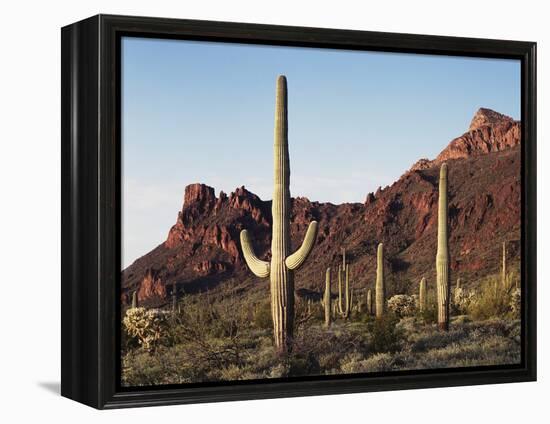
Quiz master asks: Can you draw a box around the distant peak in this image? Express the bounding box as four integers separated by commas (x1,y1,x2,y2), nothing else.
468,108,514,132
184,183,216,206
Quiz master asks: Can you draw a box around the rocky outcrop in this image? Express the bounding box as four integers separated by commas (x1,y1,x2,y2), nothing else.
411,108,520,171
137,268,166,302
122,108,521,305
468,108,515,132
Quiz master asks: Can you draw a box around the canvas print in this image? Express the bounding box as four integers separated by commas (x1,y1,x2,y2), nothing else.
120,37,521,387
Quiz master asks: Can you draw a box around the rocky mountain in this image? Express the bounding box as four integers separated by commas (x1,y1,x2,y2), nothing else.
122,108,521,306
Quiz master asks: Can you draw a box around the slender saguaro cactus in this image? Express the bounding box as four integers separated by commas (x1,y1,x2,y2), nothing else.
131,291,138,309
338,263,353,319
419,277,427,312
171,281,177,315
240,75,318,352
323,267,331,327
456,278,461,290
502,241,507,288
375,243,385,318
366,289,373,315
436,163,450,331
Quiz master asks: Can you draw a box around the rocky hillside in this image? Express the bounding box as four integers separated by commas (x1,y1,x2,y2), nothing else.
122,108,521,306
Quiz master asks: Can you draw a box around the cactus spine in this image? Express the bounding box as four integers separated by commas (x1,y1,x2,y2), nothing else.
375,243,385,318
502,241,507,288
240,76,318,352
323,267,331,327
436,163,450,331
337,250,353,319
131,290,138,309
419,277,427,312
366,289,373,315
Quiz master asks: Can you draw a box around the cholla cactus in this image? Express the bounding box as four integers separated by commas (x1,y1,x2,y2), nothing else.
387,294,417,318
419,277,427,312
436,163,450,331
375,243,385,318
123,307,168,351
323,267,331,327
240,76,318,352
510,287,521,315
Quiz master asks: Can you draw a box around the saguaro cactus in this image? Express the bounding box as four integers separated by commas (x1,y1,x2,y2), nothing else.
171,281,177,315
323,267,331,327
419,277,427,312
436,163,450,331
131,290,138,309
337,250,353,320
240,75,318,352
366,289,373,315
375,243,385,318
502,241,507,288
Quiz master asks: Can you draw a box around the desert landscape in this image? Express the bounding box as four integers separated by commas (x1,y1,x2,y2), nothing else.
121,76,521,387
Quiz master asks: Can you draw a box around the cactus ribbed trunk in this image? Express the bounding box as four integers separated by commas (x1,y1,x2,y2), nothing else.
270,75,294,351
338,262,352,319
419,277,427,312
502,241,507,288
375,243,385,318
366,289,373,315
240,76,318,353
131,291,138,309
324,267,331,327
436,163,450,331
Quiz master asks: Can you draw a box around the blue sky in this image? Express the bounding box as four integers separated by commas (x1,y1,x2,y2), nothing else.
122,36,520,267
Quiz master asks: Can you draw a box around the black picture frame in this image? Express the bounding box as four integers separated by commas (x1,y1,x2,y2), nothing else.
61,14,537,409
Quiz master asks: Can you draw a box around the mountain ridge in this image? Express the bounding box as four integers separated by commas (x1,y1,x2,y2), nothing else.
122,108,521,306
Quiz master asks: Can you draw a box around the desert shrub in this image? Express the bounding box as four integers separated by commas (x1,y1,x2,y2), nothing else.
340,352,366,374
287,351,321,377
466,276,515,320
253,301,272,330
387,295,417,318
360,353,395,372
123,307,169,351
368,314,403,353
340,352,395,374
121,346,201,386
318,351,342,372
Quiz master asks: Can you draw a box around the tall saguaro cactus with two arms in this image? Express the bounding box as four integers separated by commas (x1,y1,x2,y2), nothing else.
240,76,318,352
436,163,450,331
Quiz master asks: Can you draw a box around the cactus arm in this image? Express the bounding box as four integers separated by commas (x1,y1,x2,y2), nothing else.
285,221,319,270
240,230,270,278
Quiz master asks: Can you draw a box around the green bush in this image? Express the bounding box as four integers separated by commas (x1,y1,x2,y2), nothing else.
368,313,403,353
466,276,515,320
253,301,272,330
